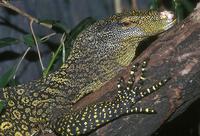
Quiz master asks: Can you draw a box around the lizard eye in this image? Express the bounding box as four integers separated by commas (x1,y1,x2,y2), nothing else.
121,21,132,26
120,20,138,27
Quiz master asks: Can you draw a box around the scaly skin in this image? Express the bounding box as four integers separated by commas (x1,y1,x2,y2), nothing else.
0,10,175,135
53,60,170,135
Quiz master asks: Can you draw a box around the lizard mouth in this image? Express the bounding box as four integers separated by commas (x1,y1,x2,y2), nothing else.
163,18,176,30
160,10,176,30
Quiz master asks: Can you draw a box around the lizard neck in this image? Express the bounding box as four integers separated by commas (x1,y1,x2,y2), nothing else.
44,51,125,102
43,20,143,103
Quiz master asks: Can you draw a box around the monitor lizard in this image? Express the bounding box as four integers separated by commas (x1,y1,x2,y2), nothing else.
0,10,176,136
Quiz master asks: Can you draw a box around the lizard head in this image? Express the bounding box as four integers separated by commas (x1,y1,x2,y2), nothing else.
90,10,176,66
120,10,176,36
67,10,176,74
107,10,176,39
93,10,176,49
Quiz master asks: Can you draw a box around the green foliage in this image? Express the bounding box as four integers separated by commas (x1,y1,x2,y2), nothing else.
39,19,70,33
0,67,16,88
52,22,70,33
0,37,19,48
42,40,65,77
173,0,184,21
22,34,42,47
150,0,160,10
0,34,47,48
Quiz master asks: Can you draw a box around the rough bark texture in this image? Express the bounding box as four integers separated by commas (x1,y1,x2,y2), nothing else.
70,3,200,136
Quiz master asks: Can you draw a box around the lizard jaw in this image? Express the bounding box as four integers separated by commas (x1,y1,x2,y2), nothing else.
160,10,176,30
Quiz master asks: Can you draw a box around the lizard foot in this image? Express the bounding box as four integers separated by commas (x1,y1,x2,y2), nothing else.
116,59,170,113
52,59,170,136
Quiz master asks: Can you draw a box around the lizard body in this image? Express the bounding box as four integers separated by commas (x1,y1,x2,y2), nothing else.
0,10,175,135
53,61,170,135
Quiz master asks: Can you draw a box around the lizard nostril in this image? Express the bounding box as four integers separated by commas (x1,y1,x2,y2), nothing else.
160,10,175,22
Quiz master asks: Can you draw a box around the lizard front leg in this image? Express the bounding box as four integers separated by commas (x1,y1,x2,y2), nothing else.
51,60,170,136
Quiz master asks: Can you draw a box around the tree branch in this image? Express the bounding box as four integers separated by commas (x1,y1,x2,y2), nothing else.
0,0,52,29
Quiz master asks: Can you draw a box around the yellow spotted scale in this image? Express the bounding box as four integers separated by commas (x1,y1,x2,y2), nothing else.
53,60,170,135
0,10,175,136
